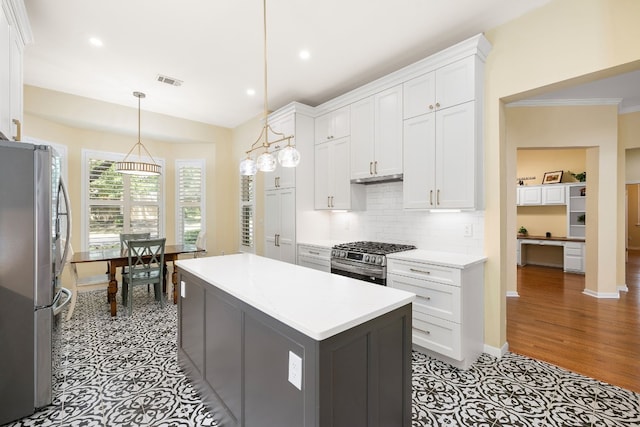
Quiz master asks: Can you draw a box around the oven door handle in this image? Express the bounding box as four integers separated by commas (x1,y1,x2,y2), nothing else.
331,259,383,277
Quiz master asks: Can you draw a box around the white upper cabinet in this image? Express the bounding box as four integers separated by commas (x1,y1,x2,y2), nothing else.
264,188,296,264
0,1,31,141
541,185,566,205
404,101,477,209
314,137,353,210
315,106,350,144
517,186,542,205
403,56,476,120
351,86,403,181
516,184,567,206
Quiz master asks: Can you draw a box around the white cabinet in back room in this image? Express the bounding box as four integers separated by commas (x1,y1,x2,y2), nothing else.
315,106,350,144
264,188,295,264
350,85,403,181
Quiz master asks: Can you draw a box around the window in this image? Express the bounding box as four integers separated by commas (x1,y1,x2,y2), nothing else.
82,150,164,251
240,174,255,251
175,159,205,245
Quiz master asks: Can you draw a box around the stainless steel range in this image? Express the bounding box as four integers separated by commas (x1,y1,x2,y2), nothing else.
331,241,416,285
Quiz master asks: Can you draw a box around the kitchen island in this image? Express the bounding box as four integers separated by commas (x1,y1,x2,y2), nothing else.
175,253,415,427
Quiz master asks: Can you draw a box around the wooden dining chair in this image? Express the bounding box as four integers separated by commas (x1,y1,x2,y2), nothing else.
121,238,166,316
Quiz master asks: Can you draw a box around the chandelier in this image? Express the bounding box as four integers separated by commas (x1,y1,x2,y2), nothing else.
116,91,161,176
239,0,299,176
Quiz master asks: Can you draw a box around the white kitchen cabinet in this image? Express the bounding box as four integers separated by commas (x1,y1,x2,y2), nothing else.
264,188,295,264
264,114,296,190
315,137,359,210
563,241,585,273
542,185,566,205
297,243,331,273
315,106,350,144
403,101,478,209
403,56,477,120
517,186,542,205
387,253,485,370
0,1,31,141
350,85,403,180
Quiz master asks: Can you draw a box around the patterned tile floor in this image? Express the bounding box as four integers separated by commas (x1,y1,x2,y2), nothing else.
4,289,639,427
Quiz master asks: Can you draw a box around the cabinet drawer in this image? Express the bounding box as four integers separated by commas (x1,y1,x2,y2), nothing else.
297,245,331,259
413,313,461,360
564,246,583,257
298,256,331,273
389,273,460,323
387,259,458,286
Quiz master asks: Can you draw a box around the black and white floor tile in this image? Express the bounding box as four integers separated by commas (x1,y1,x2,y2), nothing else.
4,289,639,427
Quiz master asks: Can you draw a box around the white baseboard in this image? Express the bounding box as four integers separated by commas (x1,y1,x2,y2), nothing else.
483,342,508,359
582,288,620,299
617,284,629,292
506,290,519,297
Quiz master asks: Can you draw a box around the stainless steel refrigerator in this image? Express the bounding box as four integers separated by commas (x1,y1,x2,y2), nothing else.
0,140,72,424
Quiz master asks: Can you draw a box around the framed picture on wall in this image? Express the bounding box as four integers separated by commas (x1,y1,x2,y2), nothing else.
542,170,563,184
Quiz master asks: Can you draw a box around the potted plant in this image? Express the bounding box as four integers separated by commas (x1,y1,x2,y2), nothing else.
570,171,586,182
518,226,528,237
577,214,585,224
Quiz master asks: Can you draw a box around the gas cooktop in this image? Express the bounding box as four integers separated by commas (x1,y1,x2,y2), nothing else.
332,241,416,256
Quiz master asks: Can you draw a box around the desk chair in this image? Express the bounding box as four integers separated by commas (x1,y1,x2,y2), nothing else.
121,238,166,316
65,245,109,320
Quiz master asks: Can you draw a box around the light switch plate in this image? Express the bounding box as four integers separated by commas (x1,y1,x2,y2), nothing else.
288,351,302,390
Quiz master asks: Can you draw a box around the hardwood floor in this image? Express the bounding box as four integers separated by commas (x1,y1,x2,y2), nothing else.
507,249,640,393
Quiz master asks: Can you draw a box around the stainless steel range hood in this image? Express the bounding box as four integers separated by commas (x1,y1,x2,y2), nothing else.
351,174,403,184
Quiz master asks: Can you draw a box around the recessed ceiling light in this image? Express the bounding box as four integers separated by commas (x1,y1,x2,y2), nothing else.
246,88,256,96
89,37,103,47
299,50,310,60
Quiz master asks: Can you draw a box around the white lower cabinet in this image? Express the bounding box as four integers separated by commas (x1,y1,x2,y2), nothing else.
297,244,331,273
264,188,295,264
387,254,485,369
563,241,585,273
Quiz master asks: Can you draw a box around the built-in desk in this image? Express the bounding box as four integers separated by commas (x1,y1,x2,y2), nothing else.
517,236,585,273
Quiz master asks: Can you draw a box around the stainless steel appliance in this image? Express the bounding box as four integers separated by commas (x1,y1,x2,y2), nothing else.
331,241,416,285
0,141,72,424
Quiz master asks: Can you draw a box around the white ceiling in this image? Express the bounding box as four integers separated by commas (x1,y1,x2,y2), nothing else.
23,0,556,129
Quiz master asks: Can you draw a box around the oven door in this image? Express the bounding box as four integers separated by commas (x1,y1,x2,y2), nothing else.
331,258,386,286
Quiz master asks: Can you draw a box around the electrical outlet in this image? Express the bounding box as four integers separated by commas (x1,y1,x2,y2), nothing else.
180,281,186,298
288,351,302,390
464,224,473,237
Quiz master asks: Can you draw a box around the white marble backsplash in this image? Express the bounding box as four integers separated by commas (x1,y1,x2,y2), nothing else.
329,181,485,256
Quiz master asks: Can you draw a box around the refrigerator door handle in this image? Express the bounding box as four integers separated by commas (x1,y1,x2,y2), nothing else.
52,287,72,316
56,178,72,276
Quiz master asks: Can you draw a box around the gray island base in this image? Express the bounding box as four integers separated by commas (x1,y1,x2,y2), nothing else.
176,254,414,427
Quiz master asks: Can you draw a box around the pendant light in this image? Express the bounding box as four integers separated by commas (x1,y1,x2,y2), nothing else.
116,91,161,176
239,0,300,176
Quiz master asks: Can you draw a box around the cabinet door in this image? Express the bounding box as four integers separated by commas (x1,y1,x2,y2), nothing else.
264,190,280,260
331,106,351,140
314,142,330,210
435,56,475,110
0,10,12,138
518,187,542,205
403,113,436,209
331,137,352,210
542,185,565,205
350,96,375,180
374,85,403,177
403,72,435,120
278,188,296,264
9,25,22,140
435,101,476,209
315,112,332,143
265,115,296,189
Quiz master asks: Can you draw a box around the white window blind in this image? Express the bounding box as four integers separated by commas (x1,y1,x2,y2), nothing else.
83,150,164,251
176,159,205,245
240,174,255,250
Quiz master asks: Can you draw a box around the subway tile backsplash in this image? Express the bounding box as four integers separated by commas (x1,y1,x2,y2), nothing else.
329,181,484,256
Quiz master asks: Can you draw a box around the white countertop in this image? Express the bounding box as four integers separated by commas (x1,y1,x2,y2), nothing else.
176,253,415,341
387,249,487,269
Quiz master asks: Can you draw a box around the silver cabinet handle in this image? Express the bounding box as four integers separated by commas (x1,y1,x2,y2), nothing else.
369,161,373,175
330,196,334,208
410,268,431,275
430,190,433,206
309,251,320,255
327,196,331,208
437,189,440,205
374,161,378,175
435,102,440,108
429,105,434,110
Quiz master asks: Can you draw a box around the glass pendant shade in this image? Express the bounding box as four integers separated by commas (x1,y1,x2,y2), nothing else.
278,146,300,167
239,157,257,176
256,152,276,172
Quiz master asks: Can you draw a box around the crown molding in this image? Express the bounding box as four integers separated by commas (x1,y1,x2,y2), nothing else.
506,98,622,108
2,0,33,45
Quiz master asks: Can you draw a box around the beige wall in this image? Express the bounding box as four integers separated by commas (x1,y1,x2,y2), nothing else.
484,0,640,351
23,86,235,283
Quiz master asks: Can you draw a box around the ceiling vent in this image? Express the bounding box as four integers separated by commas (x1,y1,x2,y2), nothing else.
156,74,183,87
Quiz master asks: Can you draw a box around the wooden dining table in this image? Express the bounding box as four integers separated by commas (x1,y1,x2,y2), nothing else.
71,244,203,316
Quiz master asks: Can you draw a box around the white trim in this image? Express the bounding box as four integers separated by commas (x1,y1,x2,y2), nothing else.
174,159,206,244
620,104,640,115
506,98,622,108
506,290,519,298
81,148,165,251
617,284,629,292
582,288,620,299
483,342,509,359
